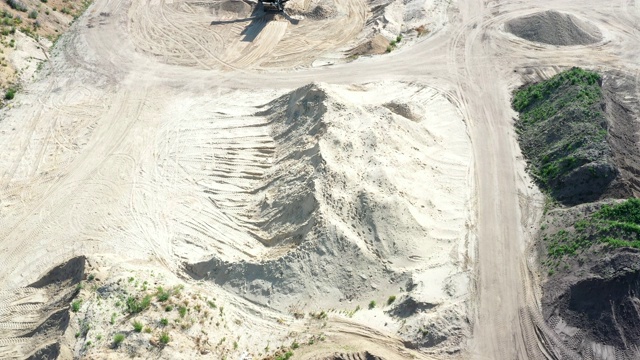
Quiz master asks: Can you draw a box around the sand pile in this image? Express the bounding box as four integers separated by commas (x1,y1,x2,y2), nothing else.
505,10,601,46
348,34,390,56
0,73,473,355
186,81,473,350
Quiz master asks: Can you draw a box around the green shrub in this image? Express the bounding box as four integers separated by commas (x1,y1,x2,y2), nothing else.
126,295,151,314
159,332,170,344
113,333,125,347
156,287,170,302
132,320,143,333
71,300,82,312
5,88,15,100
545,198,640,261
368,300,376,309
178,306,187,318
28,10,37,19
276,351,294,360
160,318,168,326
387,295,396,305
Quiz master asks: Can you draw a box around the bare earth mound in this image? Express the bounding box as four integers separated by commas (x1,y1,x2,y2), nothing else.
506,10,601,46
186,82,473,351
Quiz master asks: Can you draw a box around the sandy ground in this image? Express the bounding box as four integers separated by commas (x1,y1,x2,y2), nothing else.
0,0,638,359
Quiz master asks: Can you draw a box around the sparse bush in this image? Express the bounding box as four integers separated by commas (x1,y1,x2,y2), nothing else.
311,310,327,320
144,327,152,333
159,332,170,344
28,10,37,19
5,88,15,100
160,318,168,326
126,295,151,314
132,320,143,333
156,287,170,302
113,333,125,347
387,295,396,305
71,299,82,312
276,351,294,360
6,0,27,12
291,341,299,349
368,300,376,309
178,306,187,318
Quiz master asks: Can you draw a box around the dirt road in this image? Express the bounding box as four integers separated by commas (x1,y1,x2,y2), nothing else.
0,0,639,358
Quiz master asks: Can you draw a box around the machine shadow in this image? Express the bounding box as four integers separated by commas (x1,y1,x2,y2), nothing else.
210,3,299,43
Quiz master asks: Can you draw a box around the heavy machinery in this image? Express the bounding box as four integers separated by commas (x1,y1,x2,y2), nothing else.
260,0,288,12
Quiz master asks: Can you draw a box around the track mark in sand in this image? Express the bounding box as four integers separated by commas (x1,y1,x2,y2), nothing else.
128,0,366,69
229,20,288,68
164,111,278,261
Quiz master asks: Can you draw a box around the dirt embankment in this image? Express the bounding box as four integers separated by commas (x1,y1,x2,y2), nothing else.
505,10,601,46
514,68,640,205
515,69,640,359
0,256,85,360
0,0,92,100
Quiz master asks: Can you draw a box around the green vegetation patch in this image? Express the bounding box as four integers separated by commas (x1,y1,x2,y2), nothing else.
513,67,615,204
544,198,640,261
125,294,151,314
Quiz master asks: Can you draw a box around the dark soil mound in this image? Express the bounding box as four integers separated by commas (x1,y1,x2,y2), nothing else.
506,10,601,46
514,68,613,205
29,256,85,288
529,71,640,358
513,68,640,205
543,249,640,359
26,342,60,360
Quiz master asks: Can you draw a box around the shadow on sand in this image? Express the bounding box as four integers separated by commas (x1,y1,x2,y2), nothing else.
210,3,299,42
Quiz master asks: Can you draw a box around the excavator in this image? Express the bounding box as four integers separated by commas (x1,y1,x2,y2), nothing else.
260,0,288,12
210,0,298,26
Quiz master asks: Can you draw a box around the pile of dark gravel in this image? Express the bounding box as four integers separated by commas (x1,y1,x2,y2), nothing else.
506,10,601,46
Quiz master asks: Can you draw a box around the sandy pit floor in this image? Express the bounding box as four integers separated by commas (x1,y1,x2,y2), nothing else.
0,0,639,358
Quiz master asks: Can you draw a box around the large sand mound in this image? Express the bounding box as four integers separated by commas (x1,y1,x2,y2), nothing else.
505,10,601,46
0,76,473,354
187,81,473,349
